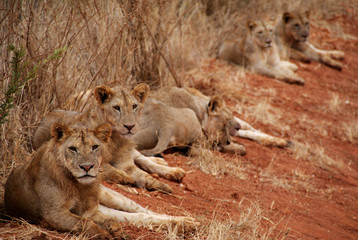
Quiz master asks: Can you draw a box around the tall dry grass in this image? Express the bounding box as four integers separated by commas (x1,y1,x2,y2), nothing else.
0,0,356,239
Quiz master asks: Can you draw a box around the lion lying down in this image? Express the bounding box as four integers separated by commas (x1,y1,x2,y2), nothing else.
33,84,185,193
5,122,197,238
154,87,290,148
218,18,304,85
135,86,290,158
275,10,345,70
135,87,247,156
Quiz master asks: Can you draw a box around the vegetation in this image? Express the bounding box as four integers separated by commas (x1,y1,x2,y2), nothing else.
0,0,356,239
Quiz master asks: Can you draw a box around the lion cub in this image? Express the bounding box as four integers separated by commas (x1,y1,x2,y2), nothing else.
218,18,304,85
275,11,345,70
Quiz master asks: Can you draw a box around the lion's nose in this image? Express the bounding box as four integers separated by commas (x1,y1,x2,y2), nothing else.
123,124,135,131
80,164,94,172
226,140,231,145
266,39,272,44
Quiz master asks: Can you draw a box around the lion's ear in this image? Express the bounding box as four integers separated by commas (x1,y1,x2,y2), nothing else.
94,85,114,105
51,123,70,142
283,12,293,23
247,20,257,31
208,96,224,114
94,123,112,143
132,83,150,103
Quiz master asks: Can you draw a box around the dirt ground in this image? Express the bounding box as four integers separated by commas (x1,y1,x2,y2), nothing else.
105,14,358,239
1,12,358,240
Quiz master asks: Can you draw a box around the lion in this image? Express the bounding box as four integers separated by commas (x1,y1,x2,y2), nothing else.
33,84,185,194
275,10,345,70
5,122,197,238
218,18,305,85
134,87,247,156
153,87,290,149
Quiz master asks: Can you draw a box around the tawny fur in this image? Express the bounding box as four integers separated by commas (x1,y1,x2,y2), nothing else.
135,87,246,156
7,122,198,237
275,11,345,70
33,84,183,193
134,86,246,156
153,87,290,149
218,18,304,85
5,122,120,239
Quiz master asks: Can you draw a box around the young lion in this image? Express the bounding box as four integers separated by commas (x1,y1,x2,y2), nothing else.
134,86,249,157
218,19,304,85
33,84,184,193
154,87,290,148
6,122,197,238
275,11,345,70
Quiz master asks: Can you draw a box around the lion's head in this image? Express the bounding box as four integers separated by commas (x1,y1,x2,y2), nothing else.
51,122,112,184
247,19,276,49
202,96,233,149
93,84,149,138
282,11,310,43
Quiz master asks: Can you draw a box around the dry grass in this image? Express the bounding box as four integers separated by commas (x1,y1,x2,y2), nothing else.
291,134,344,171
0,0,356,239
342,118,358,144
188,144,247,180
328,93,344,113
165,200,289,240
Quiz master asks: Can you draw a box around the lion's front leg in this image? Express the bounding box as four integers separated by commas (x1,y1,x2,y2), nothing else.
98,205,198,233
132,150,185,182
85,208,125,238
300,43,343,70
101,163,136,186
289,48,311,63
238,129,289,148
99,185,150,213
99,185,198,231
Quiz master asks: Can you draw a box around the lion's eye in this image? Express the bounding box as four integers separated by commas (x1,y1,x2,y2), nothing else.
113,106,121,112
269,29,273,33
294,23,300,28
258,31,263,35
132,104,138,110
305,22,309,26
69,146,77,153
92,145,99,151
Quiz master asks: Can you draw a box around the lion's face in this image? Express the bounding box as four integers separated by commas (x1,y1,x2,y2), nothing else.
94,84,149,139
203,96,232,148
247,20,276,49
51,122,112,184
282,11,310,43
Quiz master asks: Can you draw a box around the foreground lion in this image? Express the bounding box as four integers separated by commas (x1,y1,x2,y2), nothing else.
6,122,197,238
275,11,345,70
33,84,185,193
218,18,304,85
153,87,290,148
134,87,247,156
